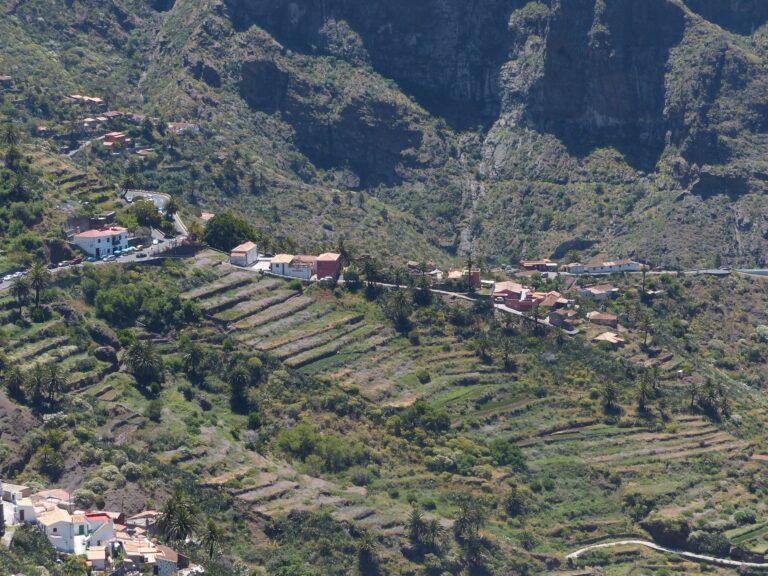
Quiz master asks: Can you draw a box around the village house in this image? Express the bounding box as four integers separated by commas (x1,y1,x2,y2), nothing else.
270,254,315,280
586,311,619,329
447,267,481,288
86,546,112,572
2,481,31,504
492,281,568,313
103,131,131,149
520,258,558,273
0,75,13,89
67,94,106,110
407,261,444,284
562,260,643,275
38,507,90,555
229,241,259,267
548,308,579,331
593,331,626,348
72,226,129,258
316,252,343,279
578,284,619,301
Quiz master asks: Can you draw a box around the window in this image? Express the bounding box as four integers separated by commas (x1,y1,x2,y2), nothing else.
79,525,84,535
52,527,57,533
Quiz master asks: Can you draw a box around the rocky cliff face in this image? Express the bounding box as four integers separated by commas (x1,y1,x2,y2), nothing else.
224,0,514,127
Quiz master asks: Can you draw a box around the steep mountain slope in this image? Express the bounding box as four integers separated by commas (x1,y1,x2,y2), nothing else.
3,0,768,266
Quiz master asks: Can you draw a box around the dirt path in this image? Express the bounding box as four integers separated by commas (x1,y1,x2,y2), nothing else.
567,539,768,569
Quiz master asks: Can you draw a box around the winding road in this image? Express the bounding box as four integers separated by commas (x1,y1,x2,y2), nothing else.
567,539,768,569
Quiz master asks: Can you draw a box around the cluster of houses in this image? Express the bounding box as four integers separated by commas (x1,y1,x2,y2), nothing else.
228,243,344,281
490,257,637,345
1,480,199,575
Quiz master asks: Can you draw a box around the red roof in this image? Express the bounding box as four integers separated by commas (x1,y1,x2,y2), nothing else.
317,252,341,262
74,227,128,238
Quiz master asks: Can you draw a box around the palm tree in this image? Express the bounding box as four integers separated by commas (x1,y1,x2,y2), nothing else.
159,492,199,543
28,261,51,308
357,531,379,573
10,276,30,311
407,507,426,546
423,518,444,550
46,364,66,408
125,340,164,386
165,196,179,218
4,366,26,402
636,378,653,413
26,363,47,408
0,124,19,147
199,519,223,559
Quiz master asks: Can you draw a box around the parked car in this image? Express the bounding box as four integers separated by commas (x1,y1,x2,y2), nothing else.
47,262,58,269
69,257,83,266
59,261,70,268
86,257,97,263
136,252,147,258
102,255,116,262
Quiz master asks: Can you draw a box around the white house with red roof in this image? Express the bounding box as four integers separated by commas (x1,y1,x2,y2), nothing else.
72,226,129,258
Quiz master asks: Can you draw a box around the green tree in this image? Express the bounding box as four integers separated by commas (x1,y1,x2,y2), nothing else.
28,261,51,308
199,518,223,559
227,362,252,413
600,380,620,413
159,492,199,543
357,531,379,574
407,507,426,546
165,196,179,217
4,365,26,402
383,288,412,333
1,123,20,147
637,377,653,413
203,212,258,252
45,364,66,409
26,363,47,408
60,554,87,576
10,276,30,311
125,340,164,390
413,273,433,307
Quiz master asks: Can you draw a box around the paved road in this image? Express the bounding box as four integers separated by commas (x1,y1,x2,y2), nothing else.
124,189,171,210
67,136,101,157
567,539,768,569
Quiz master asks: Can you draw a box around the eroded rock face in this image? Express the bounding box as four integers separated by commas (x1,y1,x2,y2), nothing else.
227,0,767,193
525,0,685,169
683,0,768,35
239,57,423,186
225,0,514,127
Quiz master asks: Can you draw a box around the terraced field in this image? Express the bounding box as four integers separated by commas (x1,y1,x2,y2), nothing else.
0,309,116,390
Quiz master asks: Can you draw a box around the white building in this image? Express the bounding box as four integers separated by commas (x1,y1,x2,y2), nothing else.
86,512,116,547
270,254,315,280
72,226,129,258
229,241,258,267
563,260,643,275
38,508,90,555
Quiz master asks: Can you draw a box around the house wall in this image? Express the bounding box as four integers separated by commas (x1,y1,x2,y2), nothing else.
15,502,36,524
231,246,258,267
155,558,178,576
270,262,313,280
73,232,129,257
316,259,341,279
45,522,89,555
